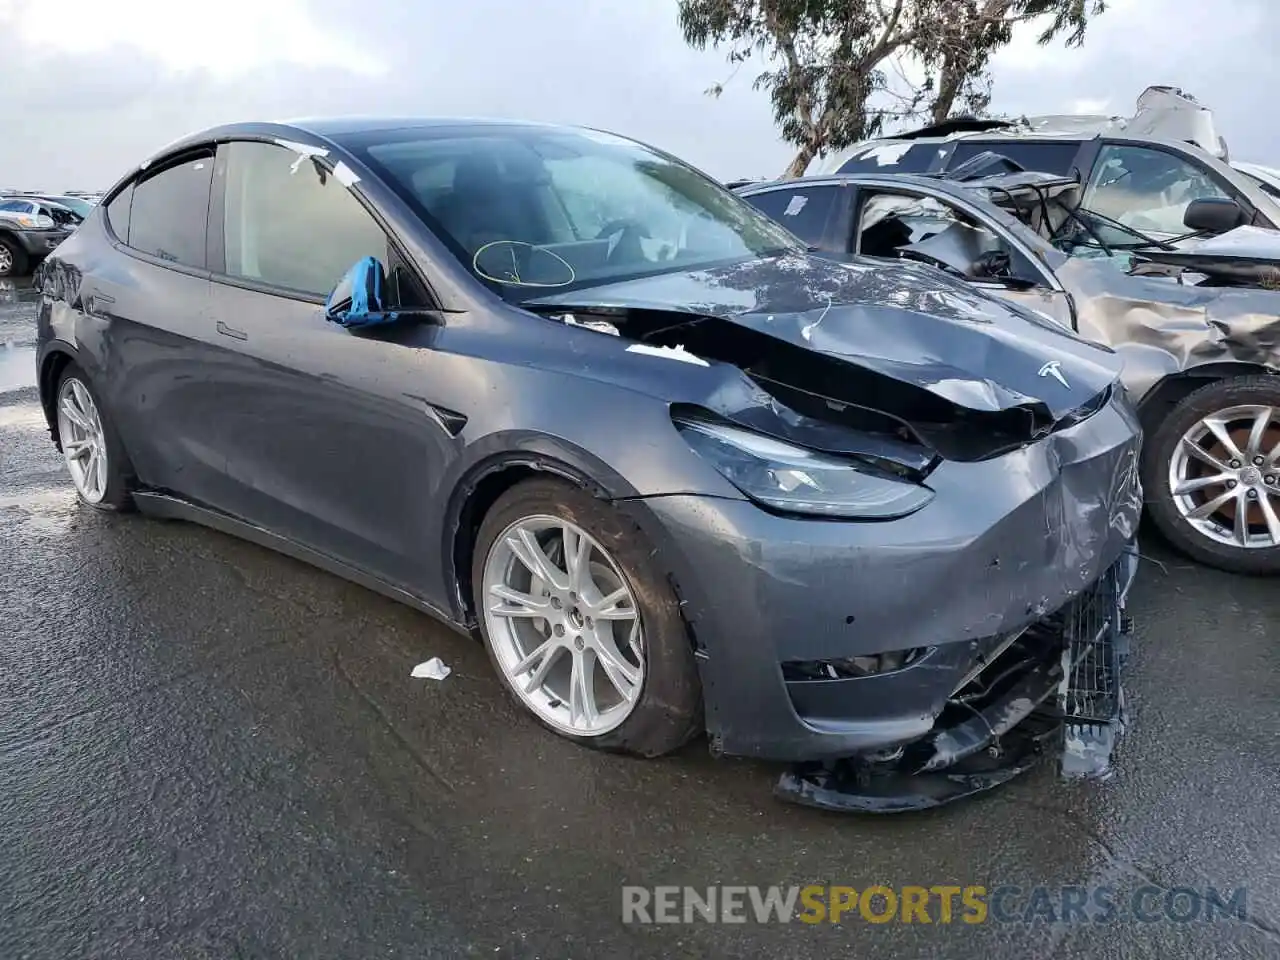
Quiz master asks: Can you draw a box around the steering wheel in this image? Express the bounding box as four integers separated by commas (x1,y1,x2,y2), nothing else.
596,219,650,263
897,248,970,280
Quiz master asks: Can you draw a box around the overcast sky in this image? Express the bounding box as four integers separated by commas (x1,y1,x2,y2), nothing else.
1,0,1276,191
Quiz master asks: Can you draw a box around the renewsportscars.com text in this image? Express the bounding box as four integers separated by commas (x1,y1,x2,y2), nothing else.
621,884,1248,925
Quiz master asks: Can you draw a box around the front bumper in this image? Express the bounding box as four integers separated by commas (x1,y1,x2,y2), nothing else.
776,553,1136,811
12,229,69,256
620,390,1142,763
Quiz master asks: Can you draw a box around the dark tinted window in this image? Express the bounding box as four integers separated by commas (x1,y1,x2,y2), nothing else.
221,141,389,296
127,153,213,268
105,184,132,239
948,140,1083,176
743,185,841,246
836,142,943,174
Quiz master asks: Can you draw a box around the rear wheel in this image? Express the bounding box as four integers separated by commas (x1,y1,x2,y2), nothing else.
472,478,701,756
1144,376,1280,573
54,364,134,511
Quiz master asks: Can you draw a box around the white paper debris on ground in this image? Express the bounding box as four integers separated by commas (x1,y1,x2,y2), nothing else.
624,343,710,366
411,657,451,680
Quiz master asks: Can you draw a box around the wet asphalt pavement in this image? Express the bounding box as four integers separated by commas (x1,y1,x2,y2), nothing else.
1,278,1278,959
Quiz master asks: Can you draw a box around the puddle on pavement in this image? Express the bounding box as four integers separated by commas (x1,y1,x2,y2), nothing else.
0,343,35,392
0,278,38,305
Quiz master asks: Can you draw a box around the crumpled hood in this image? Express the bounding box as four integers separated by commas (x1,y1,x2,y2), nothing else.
527,252,1121,421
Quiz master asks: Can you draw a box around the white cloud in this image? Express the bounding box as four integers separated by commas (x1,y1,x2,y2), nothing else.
0,0,1277,189
0,0,384,78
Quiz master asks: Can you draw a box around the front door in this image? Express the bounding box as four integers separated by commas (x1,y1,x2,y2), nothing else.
202,139,452,592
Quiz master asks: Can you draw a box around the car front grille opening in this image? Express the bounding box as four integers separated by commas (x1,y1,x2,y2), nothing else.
782,647,931,681
1056,565,1123,724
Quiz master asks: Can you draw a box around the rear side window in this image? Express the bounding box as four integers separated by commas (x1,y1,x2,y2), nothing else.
220,141,389,297
105,184,133,239
127,153,214,268
0,200,34,214
948,141,1083,177
743,185,841,247
836,142,943,174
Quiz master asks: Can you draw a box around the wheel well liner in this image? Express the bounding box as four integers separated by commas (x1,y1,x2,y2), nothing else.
1137,363,1277,435
38,347,76,444
447,456,609,627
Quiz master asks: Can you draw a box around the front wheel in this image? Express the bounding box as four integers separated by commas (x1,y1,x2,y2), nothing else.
1143,376,1280,574
0,237,27,278
472,478,702,756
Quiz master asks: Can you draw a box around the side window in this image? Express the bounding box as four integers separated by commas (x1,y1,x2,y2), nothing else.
854,189,1043,285
835,142,944,174
1082,144,1230,237
0,200,31,213
105,184,133,239
127,153,214,268
221,141,389,297
743,186,840,248
948,141,1083,177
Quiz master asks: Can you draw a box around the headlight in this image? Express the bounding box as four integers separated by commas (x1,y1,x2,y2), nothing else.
674,417,934,519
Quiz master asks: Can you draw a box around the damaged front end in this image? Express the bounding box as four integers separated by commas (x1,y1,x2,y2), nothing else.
523,251,1141,812
776,551,1137,813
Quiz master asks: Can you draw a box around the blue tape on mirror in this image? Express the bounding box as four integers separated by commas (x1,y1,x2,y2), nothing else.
324,257,400,327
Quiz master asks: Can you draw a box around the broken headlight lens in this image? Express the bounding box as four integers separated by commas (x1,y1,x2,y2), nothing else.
674,418,934,519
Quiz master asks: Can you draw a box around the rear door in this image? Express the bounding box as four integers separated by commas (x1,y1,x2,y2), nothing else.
81,151,230,506
203,138,450,591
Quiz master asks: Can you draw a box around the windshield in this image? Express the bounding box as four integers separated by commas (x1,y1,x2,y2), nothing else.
48,196,94,217
353,127,803,299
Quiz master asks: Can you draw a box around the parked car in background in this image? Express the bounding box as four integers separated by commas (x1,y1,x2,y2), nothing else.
0,197,77,277
737,160,1280,574
23,194,98,218
816,87,1280,247
33,118,1140,810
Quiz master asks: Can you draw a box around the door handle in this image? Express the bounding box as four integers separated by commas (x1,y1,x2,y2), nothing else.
216,320,247,341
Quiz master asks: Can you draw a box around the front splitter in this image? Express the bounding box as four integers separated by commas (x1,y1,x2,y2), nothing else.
775,711,1062,814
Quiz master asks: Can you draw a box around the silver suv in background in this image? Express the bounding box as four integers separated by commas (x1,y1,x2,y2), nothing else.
0,197,80,277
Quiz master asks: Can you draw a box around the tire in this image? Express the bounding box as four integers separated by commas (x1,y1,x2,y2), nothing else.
0,236,27,278
54,363,135,511
1143,375,1280,574
471,477,702,756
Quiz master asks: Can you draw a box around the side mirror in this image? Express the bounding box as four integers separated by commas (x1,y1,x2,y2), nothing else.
324,257,400,328
1183,197,1245,235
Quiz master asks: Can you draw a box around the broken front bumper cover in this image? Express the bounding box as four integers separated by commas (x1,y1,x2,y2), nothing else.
776,551,1137,813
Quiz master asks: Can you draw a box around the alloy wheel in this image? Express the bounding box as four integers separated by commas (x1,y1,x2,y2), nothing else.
1168,404,1280,548
0,245,12,275
481,516,644,736
56,377,109,504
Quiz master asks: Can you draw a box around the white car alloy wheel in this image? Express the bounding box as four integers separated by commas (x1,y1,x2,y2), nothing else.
56,377,110,504
480,515,645,737
1168,403,1280,548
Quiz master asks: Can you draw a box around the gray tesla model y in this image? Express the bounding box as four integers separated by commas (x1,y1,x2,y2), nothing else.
34,119,1141,808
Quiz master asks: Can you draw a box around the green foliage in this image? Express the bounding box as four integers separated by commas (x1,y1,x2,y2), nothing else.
678,0,1106,176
